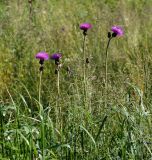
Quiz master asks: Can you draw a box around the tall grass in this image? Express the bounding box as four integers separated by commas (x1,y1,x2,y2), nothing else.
0,0,152,159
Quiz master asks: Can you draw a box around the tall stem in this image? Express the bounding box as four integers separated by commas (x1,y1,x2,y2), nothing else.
56,67,62,131
105,37,112,108
57,68,60,96
82,33,87,106
39,70,42,104
38,68,45,159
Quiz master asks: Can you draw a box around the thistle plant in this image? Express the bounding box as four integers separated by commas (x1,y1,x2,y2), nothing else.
35,51,49,103
80,23,92,107
105,26,124,107
35,51,49,159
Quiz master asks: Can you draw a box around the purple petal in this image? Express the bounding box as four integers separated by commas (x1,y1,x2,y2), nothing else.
51,53,62,60
35,51,49,61
80,23,92,31
111,26,124,36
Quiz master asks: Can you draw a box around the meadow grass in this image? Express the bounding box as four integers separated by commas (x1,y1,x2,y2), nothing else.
0,0,152,159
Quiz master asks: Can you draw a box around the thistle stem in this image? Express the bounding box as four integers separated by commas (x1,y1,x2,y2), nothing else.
57,68,60,96
105,37,112,108
39,68,45,159
56,67,62,131
39,70,42,104
82,33,87,106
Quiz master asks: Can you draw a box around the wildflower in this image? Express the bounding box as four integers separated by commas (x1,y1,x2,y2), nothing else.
35,51,49,71
51,53,62,66
50,53,62,61
111,26,124,37
80,23,92,31
35,51,49,61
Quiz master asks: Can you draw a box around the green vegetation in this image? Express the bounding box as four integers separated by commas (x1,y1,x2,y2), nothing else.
0,0,152,159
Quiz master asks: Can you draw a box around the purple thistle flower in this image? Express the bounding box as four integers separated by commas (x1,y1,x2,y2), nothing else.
35,51,49,61
51,53,62,61
111,26,124,37
80,23,92,31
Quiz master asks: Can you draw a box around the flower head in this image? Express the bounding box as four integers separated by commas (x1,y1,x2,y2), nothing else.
80,23,92,31
35,51,49,61
111,26,124,37
51,53,62,61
